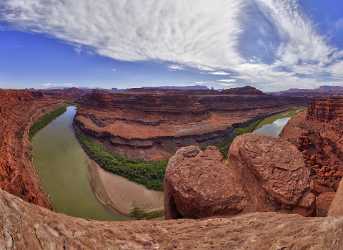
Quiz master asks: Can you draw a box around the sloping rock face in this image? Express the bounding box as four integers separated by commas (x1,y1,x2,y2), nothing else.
281,98,343,196
75,90,306,160
229,134,313,216
1,188,343,250
329,180,343,217
165,134,314,219
0,90,65,208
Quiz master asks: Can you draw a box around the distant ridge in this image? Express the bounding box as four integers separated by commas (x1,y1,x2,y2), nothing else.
113,85,209,93
273,85,343,97
222,86,266,96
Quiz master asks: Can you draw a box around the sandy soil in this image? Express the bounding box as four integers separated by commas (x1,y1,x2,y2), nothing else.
88,159,164,215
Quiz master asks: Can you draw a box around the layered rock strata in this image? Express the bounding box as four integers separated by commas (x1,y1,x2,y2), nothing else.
281,98,343,197
75,90,306,160
0,90,65,208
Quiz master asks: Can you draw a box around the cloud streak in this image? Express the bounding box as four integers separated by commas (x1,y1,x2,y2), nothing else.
0,0,342,90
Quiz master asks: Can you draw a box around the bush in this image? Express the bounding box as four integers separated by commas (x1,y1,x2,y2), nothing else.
29,105,67,140
76,130,167,191
129,207,164,220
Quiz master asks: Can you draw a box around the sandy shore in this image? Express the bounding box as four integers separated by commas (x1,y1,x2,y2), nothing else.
87,159,164,216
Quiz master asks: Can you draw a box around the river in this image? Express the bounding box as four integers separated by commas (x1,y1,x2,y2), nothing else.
254,117,291,137
32,106,126,220
32,106,292,220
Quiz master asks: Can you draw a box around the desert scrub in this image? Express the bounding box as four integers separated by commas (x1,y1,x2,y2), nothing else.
76,130,167,191
216,108,303,158
129,207,164,220
29,105,67,140
254,108,303,130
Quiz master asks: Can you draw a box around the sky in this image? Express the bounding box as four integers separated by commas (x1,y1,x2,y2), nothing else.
0,0,342,91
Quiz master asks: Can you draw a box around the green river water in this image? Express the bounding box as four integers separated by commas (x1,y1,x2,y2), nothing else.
32,106,294,220
32,106,126,221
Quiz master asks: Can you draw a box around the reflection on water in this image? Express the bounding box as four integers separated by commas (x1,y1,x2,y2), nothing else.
32,106,126,220
254,117,290,138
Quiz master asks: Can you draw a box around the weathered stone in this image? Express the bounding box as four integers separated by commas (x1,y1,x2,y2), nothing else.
165,134,313,219
0,90,66,208
165,146,247,219
316,192,336,217
1,188,343,250
229,134,311,212
75,89,306,160
329,180,343,217
282,99,343,193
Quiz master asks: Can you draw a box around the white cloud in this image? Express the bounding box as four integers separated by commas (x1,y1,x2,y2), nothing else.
218,79,236,83
41,82,77,88
1,0,342,90
168,64,185,71
210,71,231,76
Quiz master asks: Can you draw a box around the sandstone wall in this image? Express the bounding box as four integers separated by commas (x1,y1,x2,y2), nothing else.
0,90,65,208
75,91,306,160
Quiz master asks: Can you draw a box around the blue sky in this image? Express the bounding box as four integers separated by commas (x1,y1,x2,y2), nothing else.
0,0,342,91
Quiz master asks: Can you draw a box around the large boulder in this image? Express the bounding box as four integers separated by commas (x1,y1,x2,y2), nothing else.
164,146,247,219
229,134,313,215
165,134,314,219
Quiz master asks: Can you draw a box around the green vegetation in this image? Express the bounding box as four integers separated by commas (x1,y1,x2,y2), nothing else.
216,108,303,158
129,207,164,220
29,105,67,140
76,130,167,191
254,108,303,130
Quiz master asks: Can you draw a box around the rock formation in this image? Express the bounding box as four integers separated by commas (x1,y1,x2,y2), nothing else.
282,98,343,196
0,90,65,208
1,188,343,250
329,180,343,217
164,146,247,219
165,134,314,219
75,89,306,160
1,89,343,249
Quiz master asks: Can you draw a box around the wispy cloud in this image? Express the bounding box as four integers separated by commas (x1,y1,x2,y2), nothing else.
168,64,185,71
0,0,342,90
41,82,77,89
210,71,231,76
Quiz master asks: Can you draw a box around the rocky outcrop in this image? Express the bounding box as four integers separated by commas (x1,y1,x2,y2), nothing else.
316,192,336,217
281,98,343,195
307,97,343,122
0,90,65,208
165,134,314,219
164,146,247,219
1,188,343,250
222,85,266,95
329,180,343,217
229,134,313,216
75,90,306,160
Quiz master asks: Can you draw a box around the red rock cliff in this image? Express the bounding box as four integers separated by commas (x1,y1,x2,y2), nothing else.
75,90,306,160
0,90,65,208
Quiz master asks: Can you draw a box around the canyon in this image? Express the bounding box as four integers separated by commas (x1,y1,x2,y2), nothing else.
1,88,343,249
74,89,306,160
0,90,65,208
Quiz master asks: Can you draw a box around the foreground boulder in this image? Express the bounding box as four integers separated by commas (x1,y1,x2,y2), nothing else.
229,134,314,216
164,146,247,219
1,188,343,250
165,134,314,219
